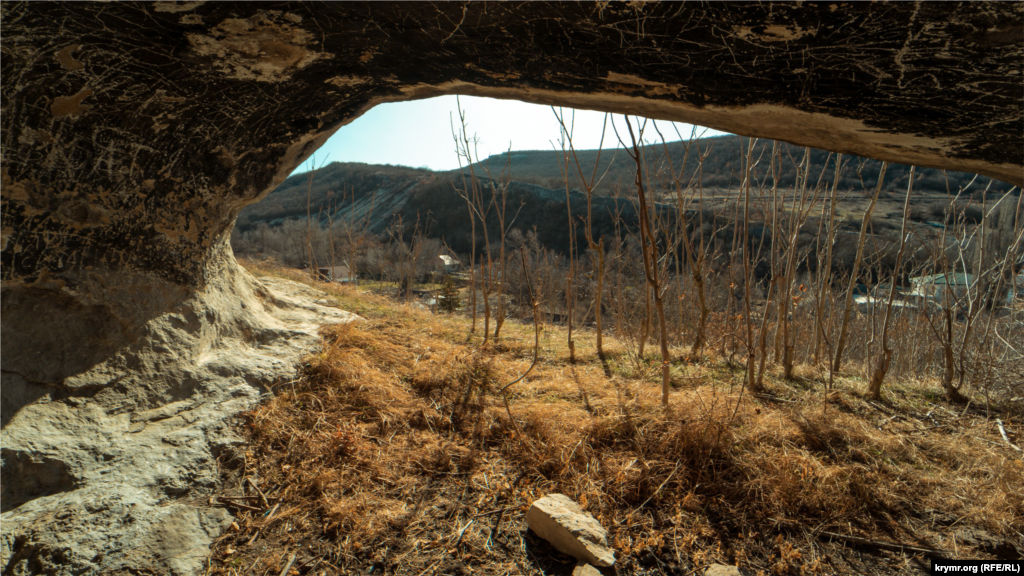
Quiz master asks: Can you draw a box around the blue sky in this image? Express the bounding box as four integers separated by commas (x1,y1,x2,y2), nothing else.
293,95,729,174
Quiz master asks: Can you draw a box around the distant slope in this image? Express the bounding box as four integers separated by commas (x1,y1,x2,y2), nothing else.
235,137,1017,256
238,163,433,231
236,163,654,256
458,134,1015,196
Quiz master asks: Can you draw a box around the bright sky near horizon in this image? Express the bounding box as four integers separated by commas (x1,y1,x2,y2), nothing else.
292,95,730,175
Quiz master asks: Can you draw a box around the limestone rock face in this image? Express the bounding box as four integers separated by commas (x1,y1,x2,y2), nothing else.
0,254,358,575
2,3,1020,397
527,494,616,567
1,2,1021,575
2,3,1020,307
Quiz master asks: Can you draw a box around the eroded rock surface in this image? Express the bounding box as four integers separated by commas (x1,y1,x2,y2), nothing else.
573,563,605,576
2,2,1020,308
1,258,356,576
1,2,1021,575
527,494,616,567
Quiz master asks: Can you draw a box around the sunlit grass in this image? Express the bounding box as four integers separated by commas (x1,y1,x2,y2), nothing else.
213,257,1023,576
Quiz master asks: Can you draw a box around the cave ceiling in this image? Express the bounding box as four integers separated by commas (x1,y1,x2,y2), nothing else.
1,1,1021,291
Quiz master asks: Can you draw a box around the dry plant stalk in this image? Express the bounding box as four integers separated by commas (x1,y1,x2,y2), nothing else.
555,111,579,362
815,154,843,363
834,161,888,372
619,116,672,408
552,108,615,361
740,136,761,393
653,122,712,358
867,166,915,399
451,98,480,335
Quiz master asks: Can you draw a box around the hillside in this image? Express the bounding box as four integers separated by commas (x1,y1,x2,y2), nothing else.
235,136,1016,261
461,135,1015,196
235,162,663,258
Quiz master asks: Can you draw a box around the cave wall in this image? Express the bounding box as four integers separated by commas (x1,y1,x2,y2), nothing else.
0,2,1022,574
3,1,1021,297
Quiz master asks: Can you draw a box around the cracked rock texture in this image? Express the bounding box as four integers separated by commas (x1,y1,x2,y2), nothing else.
1,2,1021,575
1,242,357,575
3,2,1021,297
527,494,616,567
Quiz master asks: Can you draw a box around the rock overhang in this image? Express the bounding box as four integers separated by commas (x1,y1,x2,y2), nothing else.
1,2,1022,575
2,1,1021,291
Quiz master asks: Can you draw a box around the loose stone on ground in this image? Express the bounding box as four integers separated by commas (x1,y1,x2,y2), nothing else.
572,562,604,576
705,564,751,576
526,493,616,568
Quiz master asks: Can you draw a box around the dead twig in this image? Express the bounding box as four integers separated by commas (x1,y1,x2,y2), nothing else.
498,248,543,453
878,414,901,429
866,401,895,415
971,435,1005,447
453,519,475,547
755,393,796,404
908,423,951,434
217,498,262,512
472,507,511,518
247,477,271,508
634,462,681,511
246,503,281,546
774,519,944,556
414,560,441,576
817,529,944,556
278,552,297,576
265,503,281,520
996,419,1022,452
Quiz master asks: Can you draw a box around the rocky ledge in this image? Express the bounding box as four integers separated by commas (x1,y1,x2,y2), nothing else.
1,254,356,576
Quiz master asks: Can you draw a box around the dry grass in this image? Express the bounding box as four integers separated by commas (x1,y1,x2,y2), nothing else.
208,258,1023,576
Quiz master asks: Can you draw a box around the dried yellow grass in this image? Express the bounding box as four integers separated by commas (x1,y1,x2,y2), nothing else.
209,258,1023,576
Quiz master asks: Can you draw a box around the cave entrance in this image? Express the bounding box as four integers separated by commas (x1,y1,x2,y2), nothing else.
285,95,729,176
